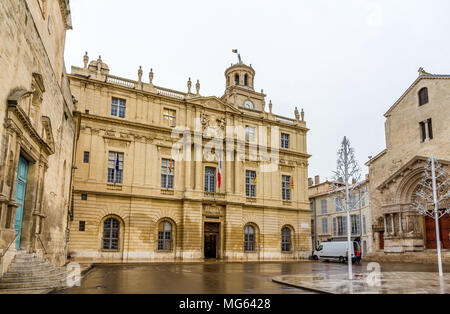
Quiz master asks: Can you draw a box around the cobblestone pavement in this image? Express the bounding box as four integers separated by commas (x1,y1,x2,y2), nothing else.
54,261,449,294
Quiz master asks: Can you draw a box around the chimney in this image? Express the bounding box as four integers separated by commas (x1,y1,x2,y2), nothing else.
352,178,357,185
315,175,320,185
308,178,313,187
338,177,343,183
365,174,370,181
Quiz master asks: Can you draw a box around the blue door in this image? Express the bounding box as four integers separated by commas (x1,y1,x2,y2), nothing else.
14,156,29,250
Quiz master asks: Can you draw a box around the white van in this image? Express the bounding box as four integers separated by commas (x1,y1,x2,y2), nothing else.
313,241,360,263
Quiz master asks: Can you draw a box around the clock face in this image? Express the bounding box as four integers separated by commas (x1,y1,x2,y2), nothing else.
244,100,254,110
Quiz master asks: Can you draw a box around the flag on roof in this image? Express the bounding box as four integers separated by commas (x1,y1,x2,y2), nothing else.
232,49,238,54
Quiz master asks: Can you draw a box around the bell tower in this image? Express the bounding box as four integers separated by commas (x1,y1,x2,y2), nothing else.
223,55,266,111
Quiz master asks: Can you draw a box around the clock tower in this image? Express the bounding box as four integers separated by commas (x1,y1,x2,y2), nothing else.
222,57,267,112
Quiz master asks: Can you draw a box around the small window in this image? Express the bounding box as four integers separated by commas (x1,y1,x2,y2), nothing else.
281,227,292,252
161,159,175,189
235,74,240,85
281,133,290,149
245,170,257,198
81,194,88,201
419,87,429,106
335,197,343,212
427,118,433,140
163,109,176,127
322,218,328,234
158,221,172,251
47,16,53,35
282,175,291,201
85,110,90,114
420,118,433,142
111,97,126,118
205,167,216,193
245,126,256,143
103,218,120,250
83,152,90,163
79,221,86,232
321,199,327,214
108,152,124,184
244,225,256,252
244,74,249,86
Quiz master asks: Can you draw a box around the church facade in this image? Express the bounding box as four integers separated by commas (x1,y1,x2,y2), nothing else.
0,0,75,275
366,69,450,255
67,54,312,263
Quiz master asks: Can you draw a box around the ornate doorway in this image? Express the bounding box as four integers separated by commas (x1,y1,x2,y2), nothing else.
204,223,220,259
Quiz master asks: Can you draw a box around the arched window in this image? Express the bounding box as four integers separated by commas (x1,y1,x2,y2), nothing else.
419,87,429,106
281,227,292,252
158,220,172,251
244,225,255,252
244,74,248,86
103,218,120,250
235,74,240,85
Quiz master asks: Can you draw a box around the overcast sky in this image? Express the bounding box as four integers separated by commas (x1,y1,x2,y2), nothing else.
65,0,450,182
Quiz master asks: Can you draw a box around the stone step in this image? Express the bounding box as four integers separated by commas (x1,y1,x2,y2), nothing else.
0,279,67,290
0,271,68,284
9,261,48,269
0,288,53,294
3,267,63,278
8,263,54,272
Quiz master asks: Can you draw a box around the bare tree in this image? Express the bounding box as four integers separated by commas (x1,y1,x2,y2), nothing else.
331,137,364,280
411,155,450,277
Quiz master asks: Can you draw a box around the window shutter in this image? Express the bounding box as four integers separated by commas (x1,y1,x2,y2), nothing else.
333,217,337,236
343,216,348,235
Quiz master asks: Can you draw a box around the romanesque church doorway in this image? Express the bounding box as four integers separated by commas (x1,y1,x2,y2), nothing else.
204,223,220,259
425,212,450,249
14,156,29,250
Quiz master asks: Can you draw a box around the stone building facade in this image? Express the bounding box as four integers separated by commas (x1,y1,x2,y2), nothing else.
67,54,312,263
0,0,75,275
366,68,450,254
309,176,373,256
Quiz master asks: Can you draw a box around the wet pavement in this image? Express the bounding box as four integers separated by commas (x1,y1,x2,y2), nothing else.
54,261,449,294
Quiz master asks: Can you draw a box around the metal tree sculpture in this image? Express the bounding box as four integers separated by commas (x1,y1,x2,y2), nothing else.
331,137,363,280
411,155,450,277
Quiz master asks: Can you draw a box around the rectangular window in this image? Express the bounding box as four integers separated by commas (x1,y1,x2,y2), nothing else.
83,151,90,163
281,133,290,149
351,214,360,235
322,218,328,234
337,216,347,236
163,109,176,127
107,152,124,184
282,175,291,201
81,194,88,201
79,221,86,232
335,197,343,212
427,118,433,140
111,97,126,118
205,167,215,193
349,194,357,210
245,170,257,198
321,199,327,214
161,159,175,189
361,191,365,207
245,126,256,143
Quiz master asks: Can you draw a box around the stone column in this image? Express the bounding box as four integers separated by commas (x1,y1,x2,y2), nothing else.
391,214,395,235
384,215,387,233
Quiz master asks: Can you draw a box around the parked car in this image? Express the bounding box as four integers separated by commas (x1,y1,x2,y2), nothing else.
313,241,360,263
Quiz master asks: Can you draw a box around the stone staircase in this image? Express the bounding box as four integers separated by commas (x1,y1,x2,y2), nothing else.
0,252,68,294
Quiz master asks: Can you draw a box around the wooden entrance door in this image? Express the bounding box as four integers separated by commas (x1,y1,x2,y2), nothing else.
204,223,220,259
14,156,29,250
426,212,450,249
